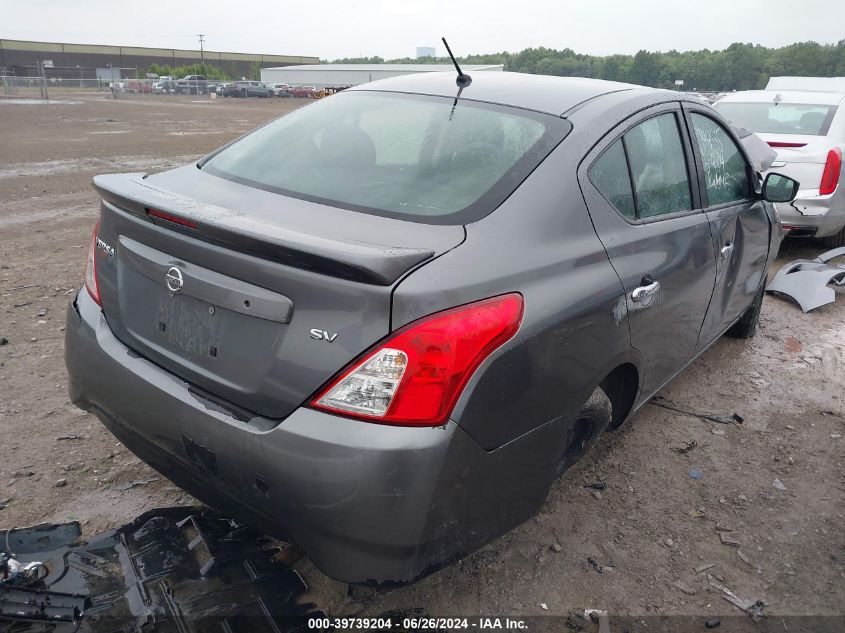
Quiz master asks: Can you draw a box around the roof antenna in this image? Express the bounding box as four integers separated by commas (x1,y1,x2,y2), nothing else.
442,37,471,87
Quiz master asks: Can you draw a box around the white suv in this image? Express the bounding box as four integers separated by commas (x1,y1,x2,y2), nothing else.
715,77,845,246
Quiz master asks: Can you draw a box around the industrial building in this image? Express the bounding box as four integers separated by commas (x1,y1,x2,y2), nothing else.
0,39,318,79
260,63,504,88
416,46,436,58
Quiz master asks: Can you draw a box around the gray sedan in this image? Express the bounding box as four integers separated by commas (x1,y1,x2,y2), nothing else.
65,71,798,585
222,80,273,98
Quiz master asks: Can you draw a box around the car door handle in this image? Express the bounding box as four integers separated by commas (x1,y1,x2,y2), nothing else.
632,279,660,303
721,243,734,260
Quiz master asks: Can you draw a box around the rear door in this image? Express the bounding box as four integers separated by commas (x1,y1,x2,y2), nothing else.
682,104,771,349
579,102,717,396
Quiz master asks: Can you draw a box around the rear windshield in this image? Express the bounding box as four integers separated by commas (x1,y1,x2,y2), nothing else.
201,91,570,224
714,101,837,136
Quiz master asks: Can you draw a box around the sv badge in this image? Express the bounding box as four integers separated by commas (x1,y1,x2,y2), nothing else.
310,329,338,343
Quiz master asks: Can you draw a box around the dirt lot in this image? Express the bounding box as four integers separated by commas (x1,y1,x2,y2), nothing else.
1,92,843,626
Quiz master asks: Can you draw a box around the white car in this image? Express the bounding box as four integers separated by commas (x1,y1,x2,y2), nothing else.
714,77,845,246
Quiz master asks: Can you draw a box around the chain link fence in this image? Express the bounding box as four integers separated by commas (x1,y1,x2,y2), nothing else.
0,76,225,100
0,76,331,101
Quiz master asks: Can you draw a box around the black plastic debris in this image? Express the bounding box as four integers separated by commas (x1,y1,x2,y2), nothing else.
1,584,89,625
1,507,323,632
650,395,744,425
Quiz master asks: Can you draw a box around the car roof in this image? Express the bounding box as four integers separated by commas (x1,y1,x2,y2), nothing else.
348,71,650,116
718,90,845,106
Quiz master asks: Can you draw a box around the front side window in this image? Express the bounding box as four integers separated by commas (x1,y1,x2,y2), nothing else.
202,91,570,224
690,113,750,207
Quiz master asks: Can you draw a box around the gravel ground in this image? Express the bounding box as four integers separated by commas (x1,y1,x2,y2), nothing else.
0,92,843,627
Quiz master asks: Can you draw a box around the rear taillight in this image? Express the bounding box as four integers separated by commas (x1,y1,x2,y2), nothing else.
766,141,806,148
820,146,842,196
309,294,524,427
84,222,101,306
147,208,198,230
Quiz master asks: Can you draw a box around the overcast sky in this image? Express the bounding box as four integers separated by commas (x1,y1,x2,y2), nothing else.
2,0,843,61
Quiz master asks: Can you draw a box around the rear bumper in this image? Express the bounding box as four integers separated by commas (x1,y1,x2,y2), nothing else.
65,290,552,585
776,187,845,237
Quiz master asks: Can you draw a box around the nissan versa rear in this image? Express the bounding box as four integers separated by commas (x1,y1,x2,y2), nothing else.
66,72,791,585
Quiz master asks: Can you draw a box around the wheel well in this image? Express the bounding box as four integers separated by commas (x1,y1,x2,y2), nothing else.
600,363,639,430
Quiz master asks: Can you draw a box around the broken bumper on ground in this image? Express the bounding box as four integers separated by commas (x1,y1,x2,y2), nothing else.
766,246,845,312
65,289,549,585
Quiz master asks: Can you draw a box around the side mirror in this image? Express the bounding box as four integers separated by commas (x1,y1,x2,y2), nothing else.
762,173,800,203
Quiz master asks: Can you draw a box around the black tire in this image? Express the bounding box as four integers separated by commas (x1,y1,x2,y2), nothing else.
727,284,763,339
557,387,612,476
822,226,845,249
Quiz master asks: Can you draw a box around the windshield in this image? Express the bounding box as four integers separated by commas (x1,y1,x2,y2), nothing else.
202,91,570,224
715,101,837,136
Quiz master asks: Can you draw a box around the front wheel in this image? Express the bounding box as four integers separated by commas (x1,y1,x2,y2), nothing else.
727,284,763,339
556,387,612,477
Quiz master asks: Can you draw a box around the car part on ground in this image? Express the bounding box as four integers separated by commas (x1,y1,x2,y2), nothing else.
766,246,845,312
0,507,321,632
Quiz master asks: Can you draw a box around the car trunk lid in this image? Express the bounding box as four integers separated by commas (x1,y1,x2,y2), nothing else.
91,168,464,419
756,133,837,193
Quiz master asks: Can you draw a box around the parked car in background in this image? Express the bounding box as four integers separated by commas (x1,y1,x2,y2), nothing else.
175,75,208,95
270,83,292,97
291,85,316,98
715,77,845,246
222,81,273,98
126,80,153,94
154,79,176,94
67,72,797,586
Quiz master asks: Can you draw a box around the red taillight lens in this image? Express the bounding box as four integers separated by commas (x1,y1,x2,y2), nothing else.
147,208,198,229
766,141,807,148
84,222,101,306
309,294,524,427
820,146,842,196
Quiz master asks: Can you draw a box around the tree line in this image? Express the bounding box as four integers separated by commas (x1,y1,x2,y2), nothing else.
329,41,845,92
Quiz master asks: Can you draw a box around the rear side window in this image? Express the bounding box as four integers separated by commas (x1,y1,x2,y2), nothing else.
690,113,751,207
715,101,837,136
590,141,635,219
590,112,692,220
202,91,571,224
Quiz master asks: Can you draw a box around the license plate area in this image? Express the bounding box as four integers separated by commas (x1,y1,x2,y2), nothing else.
114,240,290,395
156,293,221,360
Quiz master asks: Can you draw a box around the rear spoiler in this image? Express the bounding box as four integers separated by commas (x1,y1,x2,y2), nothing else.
92,173,435,286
